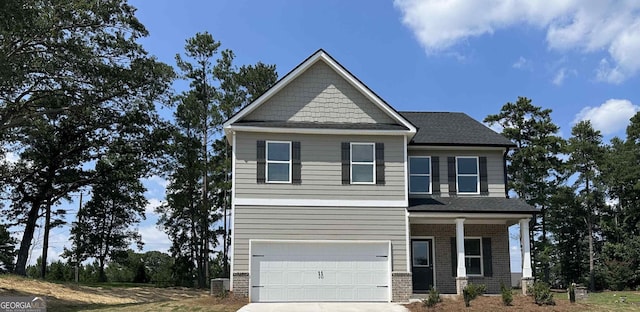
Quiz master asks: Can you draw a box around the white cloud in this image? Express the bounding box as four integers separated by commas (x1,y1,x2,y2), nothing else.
484,122,504,134
145,198,164,216
551,67,576,86
573,99,640,135
394,0,640,82
552,68,567,86
512,56,532,70
4,152,18,164
138,225,171,253
143,175,169,189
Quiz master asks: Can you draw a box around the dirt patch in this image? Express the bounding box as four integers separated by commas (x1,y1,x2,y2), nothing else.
405,295,592,312
0,275,247,311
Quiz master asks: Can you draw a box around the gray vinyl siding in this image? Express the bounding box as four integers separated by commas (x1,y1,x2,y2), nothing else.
407,149,506,197
235,132,405,200
233,205,407,272
244,61,396,124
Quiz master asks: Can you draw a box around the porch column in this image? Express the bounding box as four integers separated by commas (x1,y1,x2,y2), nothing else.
520,218,534,294
455,218,468,295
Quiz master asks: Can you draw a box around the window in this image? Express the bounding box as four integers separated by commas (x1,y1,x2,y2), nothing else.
456,157,479,193
409,157,431,193
266,141,291,183
351,143,375,183
412,241,430,266
464,238,482,275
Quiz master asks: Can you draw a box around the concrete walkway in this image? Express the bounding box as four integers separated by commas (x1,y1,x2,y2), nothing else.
236,302,409,312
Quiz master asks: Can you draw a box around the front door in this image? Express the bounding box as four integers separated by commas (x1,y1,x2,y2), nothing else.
411,239,434,293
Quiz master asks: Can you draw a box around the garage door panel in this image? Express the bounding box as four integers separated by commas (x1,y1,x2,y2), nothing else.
250,241,390,302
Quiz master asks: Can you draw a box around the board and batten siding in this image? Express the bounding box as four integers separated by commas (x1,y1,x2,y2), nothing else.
234,132,405,200
233,205,407,272
407,149,506,197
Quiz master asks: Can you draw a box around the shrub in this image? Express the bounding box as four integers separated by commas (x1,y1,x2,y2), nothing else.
532,281,555,306
463,283,486,307
422,286,442,308
501,282,513,306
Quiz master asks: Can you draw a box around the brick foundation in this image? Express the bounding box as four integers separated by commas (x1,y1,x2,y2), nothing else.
392,272,412,302
232,272,249,298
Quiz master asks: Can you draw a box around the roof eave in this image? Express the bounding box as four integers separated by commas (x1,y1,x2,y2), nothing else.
408,142,516,148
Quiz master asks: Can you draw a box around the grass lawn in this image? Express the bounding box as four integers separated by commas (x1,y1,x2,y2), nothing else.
581,290,640,311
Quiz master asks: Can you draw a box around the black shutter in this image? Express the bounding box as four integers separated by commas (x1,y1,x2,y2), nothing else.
292,141,301,184
375,143,385,185
479,156,488,195
256,140,265,184
448,157,457,196
451,237,457,277
341,142,350,184
431,157,440,195
482,237,493,277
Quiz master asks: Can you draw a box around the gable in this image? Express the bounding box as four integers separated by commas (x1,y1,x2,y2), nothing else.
243,61,396,124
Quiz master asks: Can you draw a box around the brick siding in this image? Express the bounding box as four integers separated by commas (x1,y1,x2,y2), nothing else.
411,223,511,294
392,272,412,302
232,272,249,298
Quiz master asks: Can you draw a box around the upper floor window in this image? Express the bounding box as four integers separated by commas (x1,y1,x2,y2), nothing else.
409,156,431,194
456,157,479,194
266,141,291,183
350,143,375,184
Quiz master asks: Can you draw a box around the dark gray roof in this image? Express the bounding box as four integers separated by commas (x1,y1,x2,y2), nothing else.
234,121,409,131
399,112,515,147
408,197,538,213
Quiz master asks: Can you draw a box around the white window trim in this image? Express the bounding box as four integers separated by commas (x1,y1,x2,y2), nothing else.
266,141,291,183
464,237,483,277
409,156,431,194
350,142,376,184
456,156,480,195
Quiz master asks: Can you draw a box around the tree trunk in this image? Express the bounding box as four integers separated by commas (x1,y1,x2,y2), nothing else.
541,206,550,283
586,176,595,291
588,220,594,291
14,204,41,275
40,200,52,279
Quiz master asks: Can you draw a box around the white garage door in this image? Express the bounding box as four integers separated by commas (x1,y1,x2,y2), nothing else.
250,241,390,302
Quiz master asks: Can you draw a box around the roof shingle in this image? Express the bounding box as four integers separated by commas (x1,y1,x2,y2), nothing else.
408,197,538,213
400,112,515,147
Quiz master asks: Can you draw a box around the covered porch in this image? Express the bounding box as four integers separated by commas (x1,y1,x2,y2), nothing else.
407,197,537,295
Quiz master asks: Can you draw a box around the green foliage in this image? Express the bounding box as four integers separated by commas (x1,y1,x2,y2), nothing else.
67,155,148,282
532,281,555,306
0,224,16,273
159,31,277,288
501,283,513,306
485,97,564,282
423,286,441,308
133,262,149,283
462,283,486,307
105,250,173,286
1,0,174,276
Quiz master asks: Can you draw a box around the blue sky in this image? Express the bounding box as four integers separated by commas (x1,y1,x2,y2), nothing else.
23,0,640,272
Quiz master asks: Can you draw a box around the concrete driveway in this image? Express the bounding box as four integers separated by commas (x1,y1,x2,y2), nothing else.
236,302,409,312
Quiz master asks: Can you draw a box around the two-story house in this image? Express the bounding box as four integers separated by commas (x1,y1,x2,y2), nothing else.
223,49,537,303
